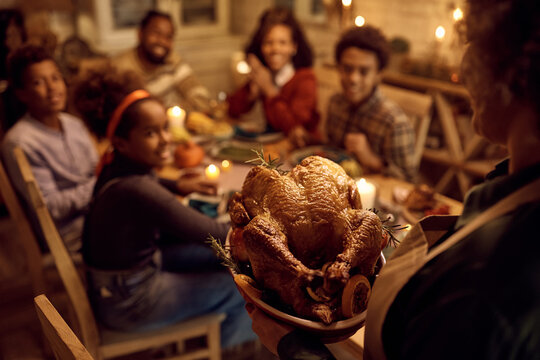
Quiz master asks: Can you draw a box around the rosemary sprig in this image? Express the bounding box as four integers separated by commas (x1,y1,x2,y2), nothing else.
206,234,240,273
245,148,288,174
370,208,407,248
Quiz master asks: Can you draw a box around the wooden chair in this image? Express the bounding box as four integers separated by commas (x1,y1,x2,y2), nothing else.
0,157,47,295
379,83,433,168
35,294,95,360
13,146,225,360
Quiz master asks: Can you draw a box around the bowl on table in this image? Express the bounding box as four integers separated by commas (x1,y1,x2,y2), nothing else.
225,230,386,343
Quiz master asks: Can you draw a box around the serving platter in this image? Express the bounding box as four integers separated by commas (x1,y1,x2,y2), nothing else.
225,229,385,343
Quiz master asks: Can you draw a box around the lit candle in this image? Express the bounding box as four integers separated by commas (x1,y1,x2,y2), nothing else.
167,106,186,128
236,60,251,74
221,160,232,172
205,164,220,180
356,178,376,210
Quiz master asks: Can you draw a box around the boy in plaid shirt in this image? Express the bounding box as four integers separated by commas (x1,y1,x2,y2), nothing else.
326,26,416,181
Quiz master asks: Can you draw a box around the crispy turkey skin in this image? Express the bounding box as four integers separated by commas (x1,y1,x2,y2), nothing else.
229,156,382,323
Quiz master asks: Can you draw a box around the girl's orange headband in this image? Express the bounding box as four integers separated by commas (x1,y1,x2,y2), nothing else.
96,89,151,175
106,89,151,140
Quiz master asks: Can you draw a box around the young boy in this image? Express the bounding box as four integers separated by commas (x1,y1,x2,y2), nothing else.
1,44,98,251
326,26,416,181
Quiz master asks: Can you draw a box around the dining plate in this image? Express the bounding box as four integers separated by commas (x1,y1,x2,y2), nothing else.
288,146,352,166
233,125,284,143
210,141,261,163
225,229,385,343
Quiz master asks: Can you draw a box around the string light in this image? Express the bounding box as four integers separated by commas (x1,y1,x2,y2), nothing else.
453,8,464,21
355,16,365,27
435,26,446,41
342,0,352,7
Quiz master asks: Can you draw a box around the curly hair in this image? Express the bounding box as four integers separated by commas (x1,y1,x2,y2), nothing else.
245,7,313,69
463,0,539,114
71,64,151,139
334,26,391,70
7,44,54,89
140,10,173,30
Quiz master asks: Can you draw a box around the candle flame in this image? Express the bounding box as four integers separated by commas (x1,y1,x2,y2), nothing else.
453,8,463,21
236,60,251,74
342,0,352,7
205,164,220,180
435,26,446,41
355,15,365,27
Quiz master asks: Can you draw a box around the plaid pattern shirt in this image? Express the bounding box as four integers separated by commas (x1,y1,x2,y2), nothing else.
326,88,416,181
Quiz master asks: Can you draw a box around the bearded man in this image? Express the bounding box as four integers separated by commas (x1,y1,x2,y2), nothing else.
112,10,212,112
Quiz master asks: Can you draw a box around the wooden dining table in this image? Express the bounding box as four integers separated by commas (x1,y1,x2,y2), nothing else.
160,137,463,222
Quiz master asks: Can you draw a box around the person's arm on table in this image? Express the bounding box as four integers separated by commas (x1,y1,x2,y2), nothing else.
344,132,384,173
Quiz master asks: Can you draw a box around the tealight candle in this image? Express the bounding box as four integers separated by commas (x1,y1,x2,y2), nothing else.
205,164,220,180
356,178,376,210
221,160,232,172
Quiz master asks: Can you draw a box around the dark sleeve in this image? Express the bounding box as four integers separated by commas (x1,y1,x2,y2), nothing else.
129,177,229,243
277,330,336,360
158,177,180,194
228,83,255,118
263,70,318,134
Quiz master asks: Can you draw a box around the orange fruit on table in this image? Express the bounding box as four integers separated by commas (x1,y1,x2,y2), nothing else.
174,140,205,168
341,274,371,318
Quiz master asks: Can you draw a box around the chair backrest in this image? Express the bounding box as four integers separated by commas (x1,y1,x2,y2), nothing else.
34,294,95,360
12,146,102,359
0,157,46,295
379,83,433,168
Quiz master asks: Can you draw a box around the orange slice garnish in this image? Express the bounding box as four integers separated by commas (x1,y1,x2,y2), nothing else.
341,274,371,318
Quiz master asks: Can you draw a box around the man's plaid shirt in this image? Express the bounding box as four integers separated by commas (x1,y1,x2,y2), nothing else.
325,88,416,181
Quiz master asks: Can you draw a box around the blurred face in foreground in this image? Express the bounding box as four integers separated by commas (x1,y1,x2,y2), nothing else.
261,24,297,72
338,47,381,106
139,16,174,64
115,99,172,168
17,59,66,118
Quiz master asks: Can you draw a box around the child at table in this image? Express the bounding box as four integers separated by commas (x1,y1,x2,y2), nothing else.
227,7,319,148
1,44,97,251
71,65,256,349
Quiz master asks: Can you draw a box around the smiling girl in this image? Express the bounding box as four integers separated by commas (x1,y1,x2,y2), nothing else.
71,66,255,349
228,7,319,147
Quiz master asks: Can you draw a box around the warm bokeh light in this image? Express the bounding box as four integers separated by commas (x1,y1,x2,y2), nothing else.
451,72,459,83
342,0,352,7
168,106,182,118
236,60,251,74
221,160,232,172
205,164,220,180
435,26,446,41
453,7,464,21
355,16,365,27
167,106,186,127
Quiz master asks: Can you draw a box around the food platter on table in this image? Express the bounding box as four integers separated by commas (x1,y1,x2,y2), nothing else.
210,140,262,163
288,146,351,165
233,124,284,143
224,229,386,343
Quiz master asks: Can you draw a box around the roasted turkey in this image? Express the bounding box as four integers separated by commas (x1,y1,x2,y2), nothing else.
229,156,383,324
